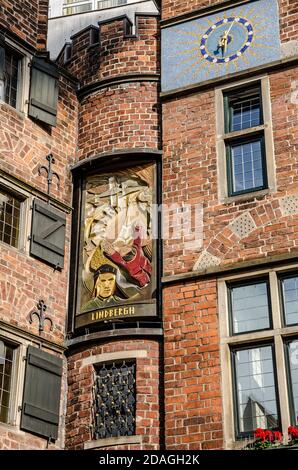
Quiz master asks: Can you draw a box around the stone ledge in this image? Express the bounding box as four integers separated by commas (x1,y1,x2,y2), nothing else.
84,435,142,449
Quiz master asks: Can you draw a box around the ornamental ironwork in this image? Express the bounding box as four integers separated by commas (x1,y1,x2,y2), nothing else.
92,361,136,439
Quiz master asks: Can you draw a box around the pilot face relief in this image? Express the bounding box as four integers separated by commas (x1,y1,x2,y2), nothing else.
95,272,116,298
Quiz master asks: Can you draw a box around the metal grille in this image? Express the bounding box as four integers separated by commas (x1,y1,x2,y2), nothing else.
0,188,21,248
0,340,14,424
4,49,19,109
92,361,136,439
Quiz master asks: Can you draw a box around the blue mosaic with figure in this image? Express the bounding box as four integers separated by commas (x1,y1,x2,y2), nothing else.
161,0,281,93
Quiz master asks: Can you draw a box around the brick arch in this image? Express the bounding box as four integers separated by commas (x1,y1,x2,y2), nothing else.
193,197,296,270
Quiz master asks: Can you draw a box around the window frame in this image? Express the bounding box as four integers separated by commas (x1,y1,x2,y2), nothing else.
227,276,273,336
219,265,298,449
0,333,25,428
284,338,298,426
0,38,31,115
230,341,281,439
223,84,264,134
215,75,276,203
226,134,268,197
278,272,298,328
0,338,19,426
0,180,32,253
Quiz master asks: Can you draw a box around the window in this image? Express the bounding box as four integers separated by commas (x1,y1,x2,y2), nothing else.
280,274,298,326
97,0,127,9
228,278,271,334
286,339,298,425
219,267,298,446
92,361,136,439
0,186,23,248
232,343,279,435
0,45,22,109
216,77,275,201
0,340,16,424
224,85,267,196
63,2,92,15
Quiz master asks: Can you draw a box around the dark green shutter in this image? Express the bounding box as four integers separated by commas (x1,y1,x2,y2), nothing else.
28,58,59,126
21,346,63,440
30,199,66,269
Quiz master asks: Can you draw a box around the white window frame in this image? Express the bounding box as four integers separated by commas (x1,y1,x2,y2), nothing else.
0,39,31,115
0,177,33,254
215,75,276,204
218,264,298,449
0,332,27,428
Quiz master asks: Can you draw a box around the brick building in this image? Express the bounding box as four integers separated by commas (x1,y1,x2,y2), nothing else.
0,0,298,452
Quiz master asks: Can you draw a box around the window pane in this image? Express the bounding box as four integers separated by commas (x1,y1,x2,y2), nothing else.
230,139,264,194
62,3,92,14
226,88,262,132
97,0,127,9
287,340,298,425
234,345,279,434
230,281,270,334
281,276,298,326
0,340,15,424
4,49,19,109
0,188,21,248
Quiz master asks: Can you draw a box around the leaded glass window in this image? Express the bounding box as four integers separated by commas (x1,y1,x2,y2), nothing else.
228,138,266,195
0,340,15,424
233,344,279,435
280,275,298,326
229,279,271,334
287,340,298,425
0,187,22,248
223,84,267,197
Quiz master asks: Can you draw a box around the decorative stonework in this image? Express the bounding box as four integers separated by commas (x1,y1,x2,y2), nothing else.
229,212,256,239
280,195,298,216
193,251,221,272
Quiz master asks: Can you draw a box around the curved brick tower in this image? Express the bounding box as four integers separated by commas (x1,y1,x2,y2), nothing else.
57,12,162,450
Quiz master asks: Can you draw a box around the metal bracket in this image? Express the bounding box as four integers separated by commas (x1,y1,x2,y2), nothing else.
38,153,60,201
29,300,53,335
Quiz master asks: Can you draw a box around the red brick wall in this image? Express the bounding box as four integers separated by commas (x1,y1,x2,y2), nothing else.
60,15,160,159
162,0,222,21
78,82,160,159
66,340,161,450
279,0,298,43
0,76,78,203
164,280,223,450
0,75,78,340
162,68,298,276
0,0,48,50
0,74,77,449
62,16,159,88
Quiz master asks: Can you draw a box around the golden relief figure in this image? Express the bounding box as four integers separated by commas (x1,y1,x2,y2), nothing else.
79,165,155,314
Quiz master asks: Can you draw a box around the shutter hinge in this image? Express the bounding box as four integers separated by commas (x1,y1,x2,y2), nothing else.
28,235,32,240
18,405,22,412
23,355,27,361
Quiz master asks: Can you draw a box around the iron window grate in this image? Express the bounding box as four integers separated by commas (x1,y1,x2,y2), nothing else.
92,360,136,440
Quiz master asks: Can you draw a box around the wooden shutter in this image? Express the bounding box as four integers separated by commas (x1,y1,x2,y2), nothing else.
21,346,63,440
30,199,66,269
28,57,59,126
